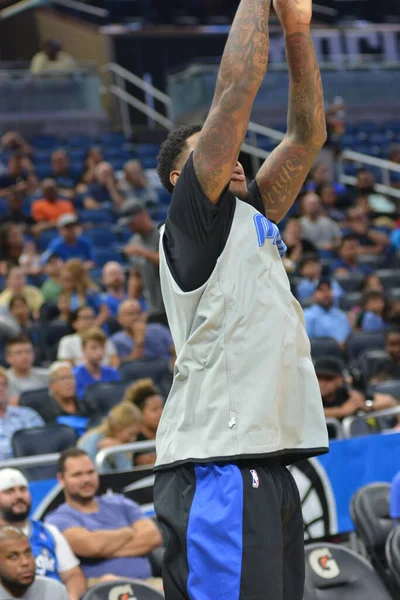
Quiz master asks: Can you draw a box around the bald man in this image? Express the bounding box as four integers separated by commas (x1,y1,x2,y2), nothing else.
111,299,174,363
101,262,127,318
0,526,68,599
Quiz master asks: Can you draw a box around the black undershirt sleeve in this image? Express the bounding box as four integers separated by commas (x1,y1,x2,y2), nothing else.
163,153,266,292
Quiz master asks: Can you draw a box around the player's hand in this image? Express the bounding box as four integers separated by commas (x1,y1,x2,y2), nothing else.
229,161,248,200
273,0,312,34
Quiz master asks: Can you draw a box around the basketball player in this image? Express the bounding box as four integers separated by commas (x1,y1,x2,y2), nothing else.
154,0,329,597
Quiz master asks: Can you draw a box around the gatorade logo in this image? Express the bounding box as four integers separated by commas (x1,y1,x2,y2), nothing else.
108,584,137,600
309,548,340,579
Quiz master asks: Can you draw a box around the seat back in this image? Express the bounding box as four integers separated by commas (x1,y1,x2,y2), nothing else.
11,425,77,480
358,349,389,387
339,292,363,311
19,389,50,414
350,483,395,587
346,331,386,362
386,526,400,591
84,381,128,415
310,337,343,361
334,273,365,293
81,579,164,600
119,359,171,396
304,543,392,600
39,320,70,362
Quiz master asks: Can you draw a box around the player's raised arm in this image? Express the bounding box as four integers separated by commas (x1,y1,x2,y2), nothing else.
254,0,327,223
193,0,271,204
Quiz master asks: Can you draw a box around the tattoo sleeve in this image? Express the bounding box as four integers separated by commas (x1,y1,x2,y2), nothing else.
193,0,271,203
255,29,327,223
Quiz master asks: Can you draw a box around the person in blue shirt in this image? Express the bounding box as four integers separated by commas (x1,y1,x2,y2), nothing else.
303,279,352,347
296,254,343,305
41,214,94,269
330,234,371,277
355,290,388,332
73,328,120,399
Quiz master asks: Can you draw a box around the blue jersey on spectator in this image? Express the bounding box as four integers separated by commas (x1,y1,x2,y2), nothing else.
101,292,128,318
297,278,344,305
73,364,121,399
0,406,44,459
359,311,386,332
329,259,371,276
45,494,152,579
303,304,352,344
42,235,94,264
111,324,173,361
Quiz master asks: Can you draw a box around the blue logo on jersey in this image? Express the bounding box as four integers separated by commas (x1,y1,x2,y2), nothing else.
253,214,287,258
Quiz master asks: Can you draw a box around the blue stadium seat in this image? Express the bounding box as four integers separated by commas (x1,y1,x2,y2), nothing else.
384,121,400,134
93,248,124,267
339,292,363,311
35,164,50,180
38,228,58,251
140,157,158,169
19,389,50,413
157,187,171,205
134,144,160,158
39,319,70,362
369,133,388,146
355,121,380,134
68,149,86,161
33,150,52,162
78,209,115,225
12,425,78,480
343,164,358,177
31,135,59,149
83,229,118,248
66,134,94,147
84,380,128,415
310,337,343,361
375,269,400,290
99,133,126,145
119,358,172,396
346,331,386,362
334,273,365,293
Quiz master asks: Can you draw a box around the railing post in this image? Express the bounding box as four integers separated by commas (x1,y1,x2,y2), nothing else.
115,72,132,139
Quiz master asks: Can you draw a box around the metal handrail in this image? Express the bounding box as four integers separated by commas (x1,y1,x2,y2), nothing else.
325,418,343,439
340,175,400,200
95,440,156,473
0,453,60,470
52,0,109,17
342,406,400,439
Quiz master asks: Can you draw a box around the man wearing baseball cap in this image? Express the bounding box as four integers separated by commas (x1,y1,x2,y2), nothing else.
41,214,94,269
0,469,86,600
120,200,167,326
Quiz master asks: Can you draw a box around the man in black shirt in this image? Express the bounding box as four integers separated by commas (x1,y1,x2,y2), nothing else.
371,326,400,383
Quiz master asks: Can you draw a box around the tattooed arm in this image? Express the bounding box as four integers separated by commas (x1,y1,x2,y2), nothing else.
254,0,327,223
193,0,271,204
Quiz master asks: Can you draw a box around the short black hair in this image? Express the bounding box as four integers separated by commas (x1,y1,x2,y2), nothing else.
300,253,320,269
6,334,32,351
157,124,202,193
362,290,385,307
340,233,359,247
58,448,90,474
69,304,93,328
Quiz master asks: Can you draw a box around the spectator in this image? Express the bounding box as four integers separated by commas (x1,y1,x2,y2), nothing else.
300,192,342,251
2,190,35,228
101,262,127,318
127,266,147,311
42,214,94,269
355,168,376,195
0,526,68,600
315,184,346,222
355,291,388,332
41,255,64,302
281,218,317,266
57,305,118,367
303,279,352,347
31,179,75,229
296,255,343,304
19,241,42,279
46,448,162,582
371,325,400,382
0,367,44,459
347,207,390,254
30,39,75,75
73,329,121,400
308,160,331,189
315,357,396,433
0,468,86,600
57,292,71,324
6,336,48,400
330,234,371,277
78,402,142,472
38,362,87,424
119,160,158,207
8,295,38,343
0,224,25,274
326,96,346,149
123,378,163,466
85,162,123,209
50,150,79,191
360,273,384,294
60,259,108,327
1,131,32,157
0,152,32,196
0,267,44,315
120,201,165,324
112,299,174,362
80,147,103,186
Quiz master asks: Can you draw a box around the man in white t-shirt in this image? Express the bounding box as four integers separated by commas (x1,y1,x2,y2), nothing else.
0,526,68,600
6,336,48,400
0,469,86,600
57,305,118,367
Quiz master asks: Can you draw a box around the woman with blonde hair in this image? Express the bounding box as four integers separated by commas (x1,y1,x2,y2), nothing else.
60,258,109,327
123,378,163,466
78,401,142,472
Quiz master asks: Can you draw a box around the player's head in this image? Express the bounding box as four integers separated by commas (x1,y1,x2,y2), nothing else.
157,124,203,193
157,124,245,195
0,469,31,524
0,526,35,593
